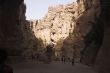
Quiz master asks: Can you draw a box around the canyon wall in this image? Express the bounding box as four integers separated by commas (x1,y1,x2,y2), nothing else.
0,0,24,56
29,2,81,59
28,0,101,60
76,0,110,73
27,0,110,72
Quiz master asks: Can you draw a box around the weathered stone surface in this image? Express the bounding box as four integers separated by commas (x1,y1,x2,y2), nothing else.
28,0,101,60
27,0,110,72
24,0,100,61
21,20,44,57
28,3,79,59
0,0,24,55
76,0,110,73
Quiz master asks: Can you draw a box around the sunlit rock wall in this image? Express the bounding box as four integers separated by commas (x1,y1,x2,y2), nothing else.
27,0,101,60
28,0,102,60
28,3,80,58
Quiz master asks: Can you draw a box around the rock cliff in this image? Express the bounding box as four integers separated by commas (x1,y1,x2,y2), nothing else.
26,0,110,72
0,0,24,55
28,0,101,60
28,3,79,59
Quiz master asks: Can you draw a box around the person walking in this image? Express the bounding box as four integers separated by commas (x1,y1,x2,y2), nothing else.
71,58,75,66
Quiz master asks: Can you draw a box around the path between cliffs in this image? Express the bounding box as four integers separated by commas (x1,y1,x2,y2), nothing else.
11,61,97,73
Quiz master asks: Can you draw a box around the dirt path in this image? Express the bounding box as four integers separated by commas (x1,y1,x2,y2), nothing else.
11,61,97,73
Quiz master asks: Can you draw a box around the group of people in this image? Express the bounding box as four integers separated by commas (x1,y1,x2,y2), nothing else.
61,55,75,66
31,44,54,63
0,47,76,73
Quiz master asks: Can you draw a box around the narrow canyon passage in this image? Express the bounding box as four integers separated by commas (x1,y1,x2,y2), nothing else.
0,0,110,73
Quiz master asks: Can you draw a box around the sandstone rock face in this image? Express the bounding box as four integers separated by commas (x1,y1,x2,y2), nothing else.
28,0,101,60
28,3,80,59
76,0,110,73
25,0,110,72
36,3,77,45
76,0,102,65
94,0,110,73
21,20,44,58
25,0,100,60
0,0,24,55
95,28,110,73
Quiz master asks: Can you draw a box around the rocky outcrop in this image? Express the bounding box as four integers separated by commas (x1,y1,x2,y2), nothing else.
0,0,42,62
26,0,100,60
75,0,110,73
26,0,110,72
21,20,44,57
28,0,101,60
29,3,80,59
75,0,103,65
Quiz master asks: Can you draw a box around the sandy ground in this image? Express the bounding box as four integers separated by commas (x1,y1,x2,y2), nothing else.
11,61,97,73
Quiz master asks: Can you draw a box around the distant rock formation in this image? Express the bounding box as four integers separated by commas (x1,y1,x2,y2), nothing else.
27,3,78,58
27,0,101,60
25,0,110,72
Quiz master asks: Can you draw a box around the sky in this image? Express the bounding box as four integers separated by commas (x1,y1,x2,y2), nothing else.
24,0,77,20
